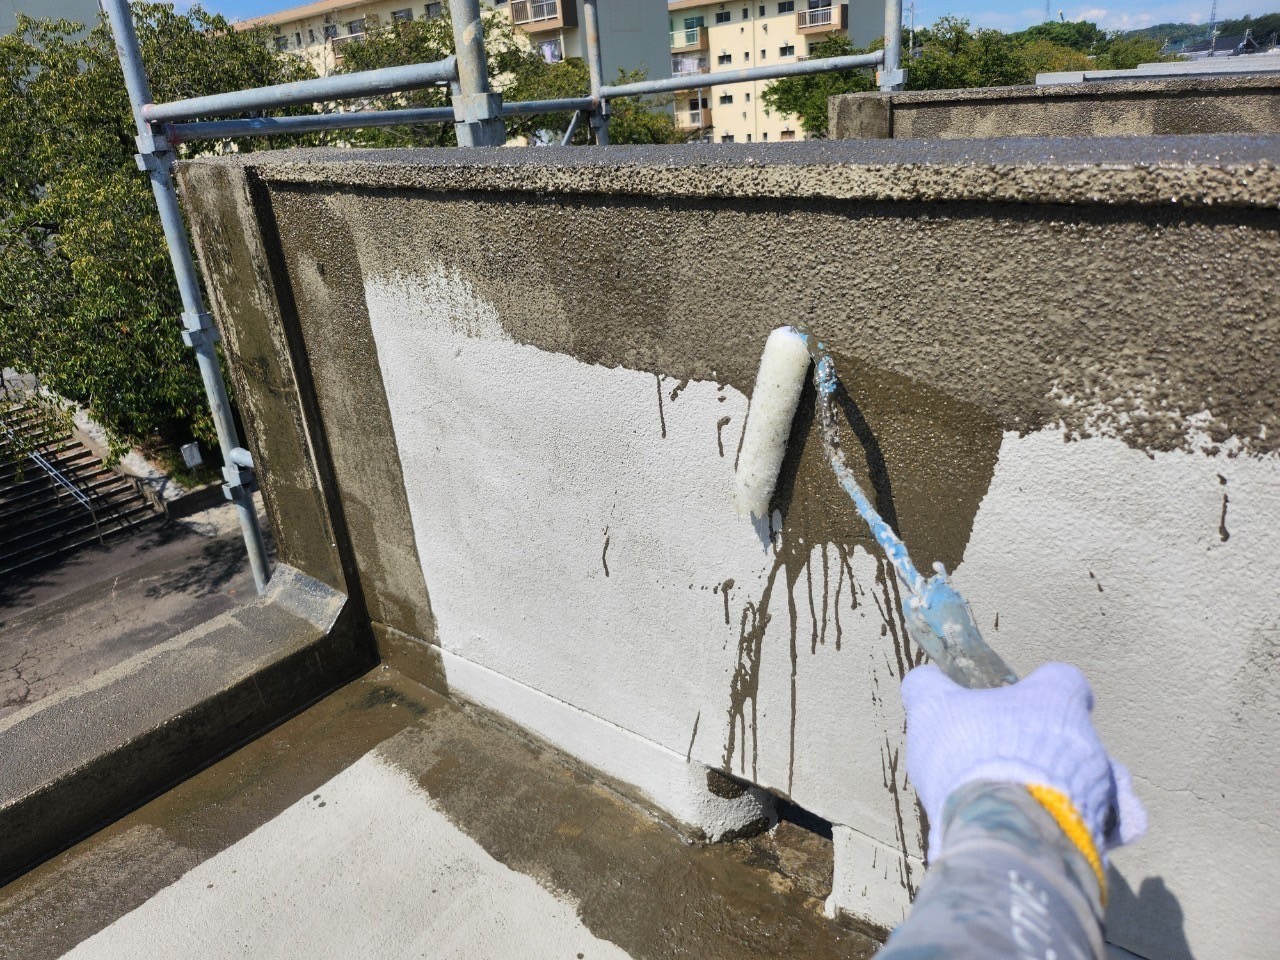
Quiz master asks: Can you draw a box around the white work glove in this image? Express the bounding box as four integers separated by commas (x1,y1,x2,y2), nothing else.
901,662,1147,862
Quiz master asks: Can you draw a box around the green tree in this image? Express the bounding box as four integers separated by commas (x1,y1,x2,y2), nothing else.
760,34,876,138
1017,38,1093,76
1095,35,1175,70
338,13,689,145
0,5,315,461
1010,20,1107,53
908,17,1032,90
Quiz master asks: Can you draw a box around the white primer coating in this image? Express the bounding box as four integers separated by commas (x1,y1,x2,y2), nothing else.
64,751,633,960
734,326,811,519
363,268,1280,960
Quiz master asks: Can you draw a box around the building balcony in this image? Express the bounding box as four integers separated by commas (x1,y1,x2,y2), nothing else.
796,3,848,34
675,106,711,130
509,0,576,34
670,25,709,53
671,54,709,76
329,33,365,63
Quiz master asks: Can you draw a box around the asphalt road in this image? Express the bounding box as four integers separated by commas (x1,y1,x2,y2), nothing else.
0,503,262,720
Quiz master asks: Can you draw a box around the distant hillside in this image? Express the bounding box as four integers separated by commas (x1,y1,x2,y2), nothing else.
1120,12,1280,50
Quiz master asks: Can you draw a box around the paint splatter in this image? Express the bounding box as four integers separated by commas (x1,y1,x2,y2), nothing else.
686,710,701,762
720,577,735,625
1218,474,1230,542
669,378,689,402
716,415,732,457
654,374,667,439
601,527,610,578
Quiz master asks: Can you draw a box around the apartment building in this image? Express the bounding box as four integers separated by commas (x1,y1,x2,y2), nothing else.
668,1,874,142
237,0,669,83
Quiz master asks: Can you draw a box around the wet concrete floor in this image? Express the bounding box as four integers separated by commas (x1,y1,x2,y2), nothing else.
0,668,879,960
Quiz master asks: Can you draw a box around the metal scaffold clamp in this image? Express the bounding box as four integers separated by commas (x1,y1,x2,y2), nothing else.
133,129,173,172
180,310,220,349
222,446,257,502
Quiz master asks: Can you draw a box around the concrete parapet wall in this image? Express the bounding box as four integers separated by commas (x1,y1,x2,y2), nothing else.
180,139,1280,960
830,74,1280,140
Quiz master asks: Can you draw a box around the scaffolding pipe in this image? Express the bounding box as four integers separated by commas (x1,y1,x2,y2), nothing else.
560,109,582,146
501,96,596,116
601,51,884,98
581,0,609,145
166,107,457,143
143,57,458,122
448,0,506,146
101,0,271,594
880,0,906,91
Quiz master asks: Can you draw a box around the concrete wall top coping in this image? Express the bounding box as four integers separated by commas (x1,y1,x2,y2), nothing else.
837,73,1280,107
185,136,1280,209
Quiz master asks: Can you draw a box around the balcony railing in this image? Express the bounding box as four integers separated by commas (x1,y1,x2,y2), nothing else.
330,33,365,60
511,0,559,25
670,25,709,52
797,7,834,28
671,55,709,76
677,108,710,129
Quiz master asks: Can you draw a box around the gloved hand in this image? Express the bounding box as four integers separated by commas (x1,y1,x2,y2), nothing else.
901,662,1146,863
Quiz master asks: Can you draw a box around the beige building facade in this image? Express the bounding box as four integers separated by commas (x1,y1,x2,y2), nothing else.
238,0,670,83
667,0,865,142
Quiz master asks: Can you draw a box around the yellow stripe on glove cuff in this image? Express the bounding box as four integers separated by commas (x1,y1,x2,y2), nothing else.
1026,783,1107,903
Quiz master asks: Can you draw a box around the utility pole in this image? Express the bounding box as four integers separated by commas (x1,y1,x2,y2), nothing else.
1208,0,1218,56
1044,0,1050,22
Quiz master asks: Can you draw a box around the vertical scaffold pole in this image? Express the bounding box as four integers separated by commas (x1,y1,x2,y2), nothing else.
582,0,610,145
880,0,906,91
101,0,271,594
448,0,506,146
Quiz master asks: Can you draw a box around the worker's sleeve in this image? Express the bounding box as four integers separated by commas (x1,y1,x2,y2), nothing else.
877,779,1107,960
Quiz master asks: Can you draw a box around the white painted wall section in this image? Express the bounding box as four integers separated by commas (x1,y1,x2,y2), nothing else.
364,268,1280,960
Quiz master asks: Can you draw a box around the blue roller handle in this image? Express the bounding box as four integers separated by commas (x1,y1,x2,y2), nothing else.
797,330,1017,690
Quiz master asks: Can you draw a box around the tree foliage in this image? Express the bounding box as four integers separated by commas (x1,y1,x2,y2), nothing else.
337,12,689,146
760,34,875,138
0,5,315,460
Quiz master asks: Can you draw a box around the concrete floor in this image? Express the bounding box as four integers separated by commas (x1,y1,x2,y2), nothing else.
0,501,261,719
0,669,879,960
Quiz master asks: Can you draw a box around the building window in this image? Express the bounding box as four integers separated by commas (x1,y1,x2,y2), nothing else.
778,0,794,10
781,129,796,140
323,23,338,39
715,11,731,23
308,28,317,42
743,50,750,60
537,36,564,63
425,2,443,16
759,4,766,13
688,98,700,111
762,132,768,140
717,52,732,64
760,48,766,59
742,6,750,18
746,133,752,141
295,31,302,45
721,133,735,142
273,35,288,51
347,19,365,35
392,8,413,22
745,92,751,101
779,43,795,56
719,93,733,104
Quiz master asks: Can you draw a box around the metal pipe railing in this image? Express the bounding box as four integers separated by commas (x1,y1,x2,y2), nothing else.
143,57,458,122
600,51,884,99
448,0,505,146
166,107,457,143
582,0,609,144
880,0,905,91
102,0,272,594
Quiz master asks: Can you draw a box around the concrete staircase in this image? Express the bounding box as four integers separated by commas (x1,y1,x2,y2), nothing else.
0,405,158,577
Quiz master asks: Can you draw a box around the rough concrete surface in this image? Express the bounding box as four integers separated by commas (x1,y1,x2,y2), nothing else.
0,670,876,960
830,75,1280,141
0,564,372,883
177,142,1280,960
0,504,261,719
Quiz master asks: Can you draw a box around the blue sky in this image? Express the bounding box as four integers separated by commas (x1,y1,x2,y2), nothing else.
182,0,1269,34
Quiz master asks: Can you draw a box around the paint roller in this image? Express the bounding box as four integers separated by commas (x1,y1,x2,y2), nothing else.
734,326,1017,690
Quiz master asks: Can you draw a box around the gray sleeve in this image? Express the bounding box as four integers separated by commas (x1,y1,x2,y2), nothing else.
877,780,1106,960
